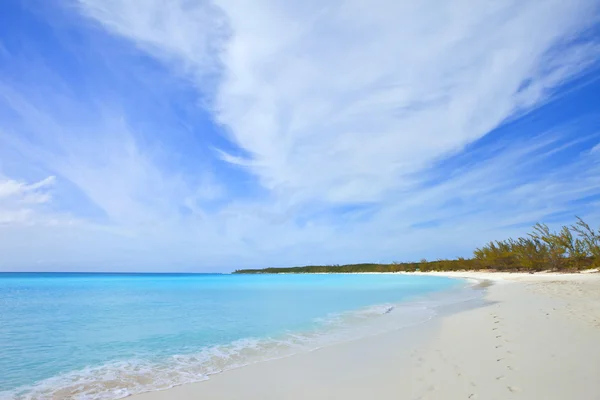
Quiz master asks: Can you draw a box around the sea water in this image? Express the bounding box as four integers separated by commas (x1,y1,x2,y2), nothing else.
0,273,479,399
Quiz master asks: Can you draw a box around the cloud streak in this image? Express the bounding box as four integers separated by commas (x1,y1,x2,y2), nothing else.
0,176,55,225
78,0,600,204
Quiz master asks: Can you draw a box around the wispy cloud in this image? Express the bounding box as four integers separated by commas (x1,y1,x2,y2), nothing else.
0,176,55,224
78,0,600,204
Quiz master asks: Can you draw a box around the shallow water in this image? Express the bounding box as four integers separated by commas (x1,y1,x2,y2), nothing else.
0,273,478,399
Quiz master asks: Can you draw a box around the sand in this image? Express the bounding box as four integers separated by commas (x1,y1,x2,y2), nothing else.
131,272,600,400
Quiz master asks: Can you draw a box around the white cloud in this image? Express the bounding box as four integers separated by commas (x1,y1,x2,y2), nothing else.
77,0,228,83
0,82,195,227
0,176,55,202
0,176,56,225
77,0,600,207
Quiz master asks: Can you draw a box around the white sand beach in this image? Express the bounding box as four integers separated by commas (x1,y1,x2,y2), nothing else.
131,272,600,400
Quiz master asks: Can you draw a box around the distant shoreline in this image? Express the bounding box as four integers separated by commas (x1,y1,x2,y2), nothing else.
234,267,600,275
236,217,600,275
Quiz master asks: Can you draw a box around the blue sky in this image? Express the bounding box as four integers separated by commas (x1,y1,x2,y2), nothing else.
0,0,599,272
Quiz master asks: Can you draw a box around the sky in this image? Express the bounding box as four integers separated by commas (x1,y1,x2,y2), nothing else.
0,0,600,272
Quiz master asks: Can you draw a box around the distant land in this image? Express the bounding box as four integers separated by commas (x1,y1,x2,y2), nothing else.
234,217,600,274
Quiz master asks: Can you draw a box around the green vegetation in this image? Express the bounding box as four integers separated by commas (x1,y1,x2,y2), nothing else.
234,217,600,274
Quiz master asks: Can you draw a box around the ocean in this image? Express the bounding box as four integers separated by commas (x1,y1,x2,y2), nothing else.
0,273,479,399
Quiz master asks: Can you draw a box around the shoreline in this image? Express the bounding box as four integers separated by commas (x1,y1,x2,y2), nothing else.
240,268,599,278
130,271,600,400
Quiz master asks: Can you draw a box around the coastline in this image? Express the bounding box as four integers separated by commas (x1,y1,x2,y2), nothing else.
130,271,600,400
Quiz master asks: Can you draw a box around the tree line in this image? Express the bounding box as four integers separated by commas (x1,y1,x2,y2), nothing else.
234,217,600,274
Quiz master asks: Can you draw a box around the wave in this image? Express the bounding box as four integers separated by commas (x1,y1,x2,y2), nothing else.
1,282,484,400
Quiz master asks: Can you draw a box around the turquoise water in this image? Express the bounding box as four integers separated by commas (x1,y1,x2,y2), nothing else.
0,273,472,399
